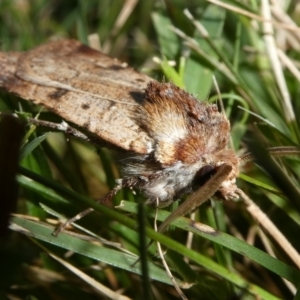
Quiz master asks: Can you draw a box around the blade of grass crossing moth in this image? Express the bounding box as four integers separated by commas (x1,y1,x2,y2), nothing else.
158,164,232,233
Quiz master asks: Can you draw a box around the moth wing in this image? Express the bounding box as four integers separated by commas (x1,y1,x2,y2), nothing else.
0,39,153,154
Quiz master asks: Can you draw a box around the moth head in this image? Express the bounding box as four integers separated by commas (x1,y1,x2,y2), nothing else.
192,149,240,201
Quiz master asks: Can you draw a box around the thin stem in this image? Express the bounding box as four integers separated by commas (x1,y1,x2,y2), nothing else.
237,189,300,269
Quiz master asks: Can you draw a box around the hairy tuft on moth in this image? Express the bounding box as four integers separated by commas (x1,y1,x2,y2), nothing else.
0,39,298,235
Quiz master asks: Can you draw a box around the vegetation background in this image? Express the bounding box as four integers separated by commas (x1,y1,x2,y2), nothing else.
1,0,300,299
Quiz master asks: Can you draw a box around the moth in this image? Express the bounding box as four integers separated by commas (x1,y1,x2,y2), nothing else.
0,39,264,233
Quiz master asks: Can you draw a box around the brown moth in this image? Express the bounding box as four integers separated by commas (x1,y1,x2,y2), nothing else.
0,39,239,232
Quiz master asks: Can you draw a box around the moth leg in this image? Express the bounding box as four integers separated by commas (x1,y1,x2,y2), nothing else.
26,117,99,145
52,176,144,236
52,182,123,236
0,112,104,145
27,118,91,141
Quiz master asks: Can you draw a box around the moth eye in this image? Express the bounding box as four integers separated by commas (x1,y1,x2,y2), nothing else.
192,165,216,187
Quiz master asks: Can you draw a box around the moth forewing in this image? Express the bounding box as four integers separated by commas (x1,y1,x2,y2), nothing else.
0,39,153,153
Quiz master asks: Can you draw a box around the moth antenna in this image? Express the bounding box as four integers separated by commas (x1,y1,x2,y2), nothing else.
240,146,300,162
